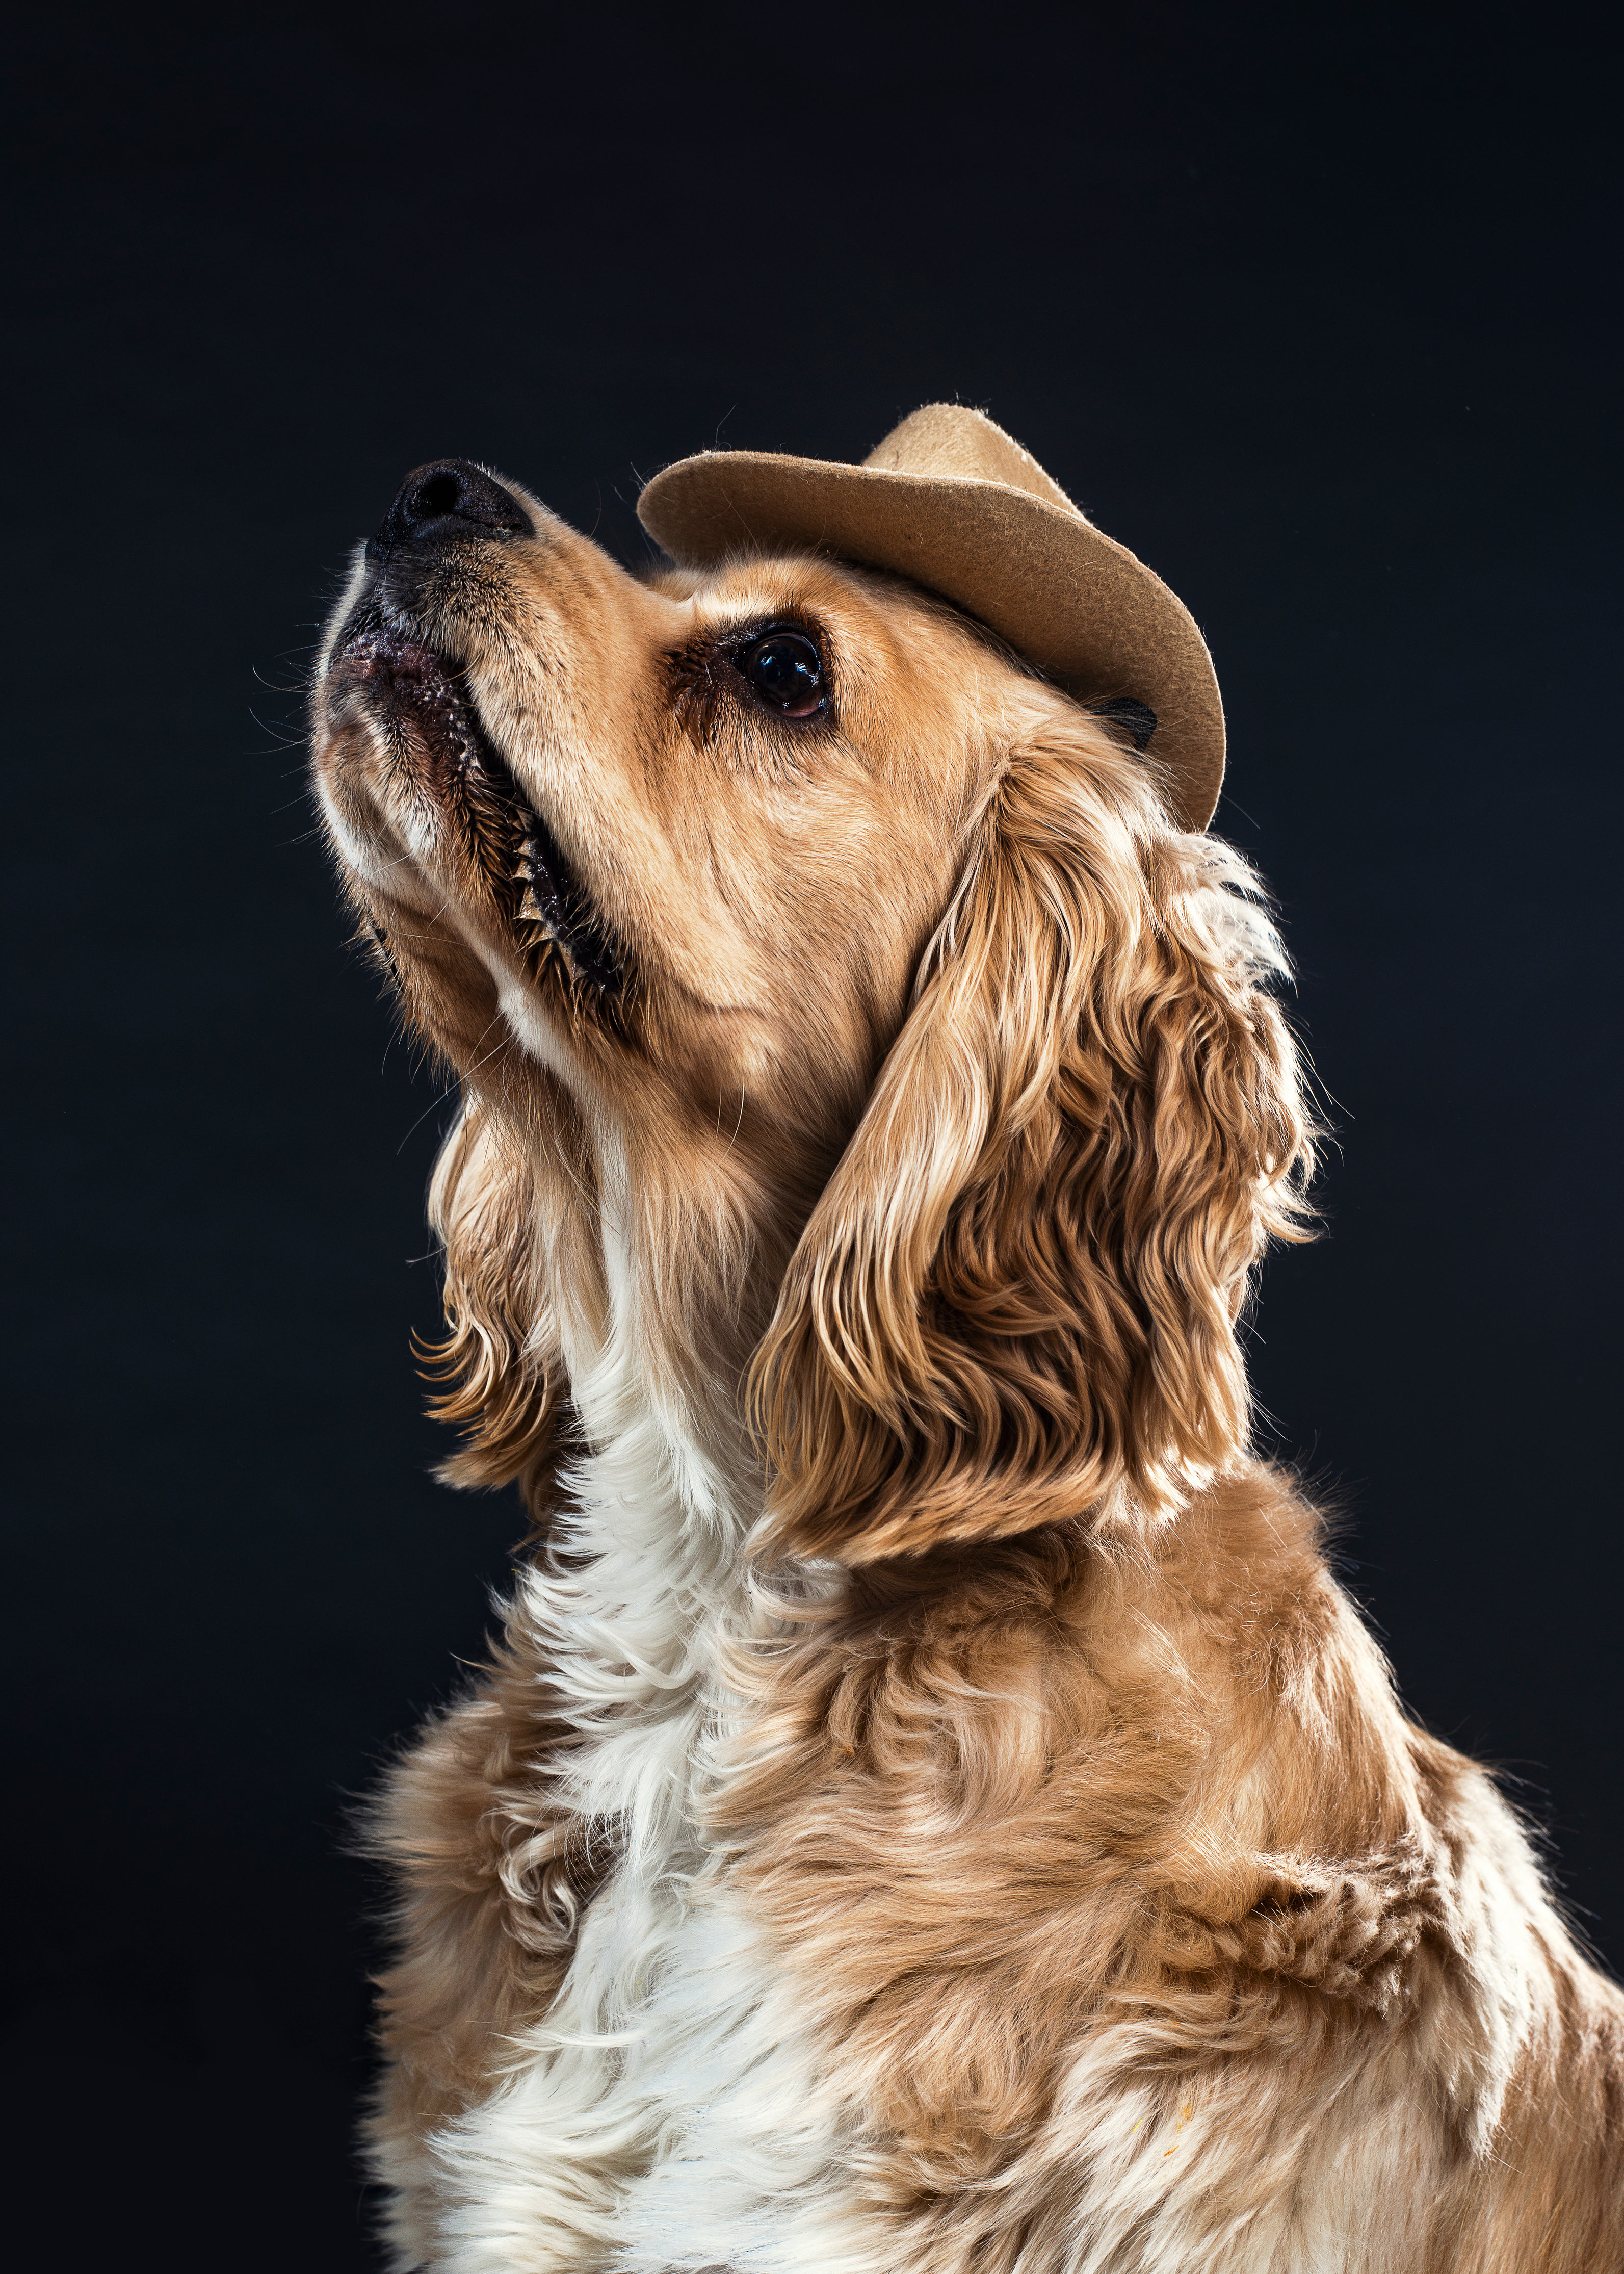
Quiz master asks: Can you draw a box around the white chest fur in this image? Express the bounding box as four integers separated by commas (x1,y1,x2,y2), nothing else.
418,1323,871,2274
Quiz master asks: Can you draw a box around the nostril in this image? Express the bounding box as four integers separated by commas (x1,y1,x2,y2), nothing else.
412,469,464,519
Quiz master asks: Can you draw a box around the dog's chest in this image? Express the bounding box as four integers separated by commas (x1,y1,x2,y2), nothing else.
586,1881,860,2272
439,1690,863,2274
426,1422,869,2273
428,1512,1450,2274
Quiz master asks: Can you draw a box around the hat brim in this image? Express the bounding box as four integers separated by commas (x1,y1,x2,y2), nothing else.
637,450,1224,830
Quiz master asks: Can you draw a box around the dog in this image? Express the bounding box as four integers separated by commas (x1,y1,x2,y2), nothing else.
309,407,1624,2272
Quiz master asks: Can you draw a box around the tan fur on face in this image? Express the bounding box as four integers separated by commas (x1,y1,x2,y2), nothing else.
313,513,1033,1450
310,477,1624,2272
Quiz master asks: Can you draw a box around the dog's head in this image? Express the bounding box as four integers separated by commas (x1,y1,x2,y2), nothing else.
310,457,1313,1558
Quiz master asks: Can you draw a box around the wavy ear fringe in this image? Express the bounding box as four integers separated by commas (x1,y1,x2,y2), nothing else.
752,706,1317,1564
415,1097,563,1493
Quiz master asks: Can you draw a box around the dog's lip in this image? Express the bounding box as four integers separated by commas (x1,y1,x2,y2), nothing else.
331,624,624,999
336,624,456,708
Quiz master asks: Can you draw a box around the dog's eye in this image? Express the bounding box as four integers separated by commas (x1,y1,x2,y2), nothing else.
740,631,825,718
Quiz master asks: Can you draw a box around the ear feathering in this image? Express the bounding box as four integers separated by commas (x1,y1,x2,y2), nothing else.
752,705,1317,1563
415,1093,570,1494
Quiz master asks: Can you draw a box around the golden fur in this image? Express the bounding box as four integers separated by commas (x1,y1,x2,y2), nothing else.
310,466,1624,2270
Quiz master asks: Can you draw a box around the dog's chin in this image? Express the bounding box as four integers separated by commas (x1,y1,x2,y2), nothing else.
329,625,625,1002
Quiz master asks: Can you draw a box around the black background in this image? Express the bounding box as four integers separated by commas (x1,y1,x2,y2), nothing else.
6,3,1618,2264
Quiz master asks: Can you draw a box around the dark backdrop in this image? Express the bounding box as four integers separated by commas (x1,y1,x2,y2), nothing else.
6,3,1618,2264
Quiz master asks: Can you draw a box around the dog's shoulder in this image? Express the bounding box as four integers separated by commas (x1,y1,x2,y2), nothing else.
709,1469,1615,2182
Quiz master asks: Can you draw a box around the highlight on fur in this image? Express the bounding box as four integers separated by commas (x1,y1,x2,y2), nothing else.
307,454,1624,2274
416,1098,558,1488
753,714,1315,1562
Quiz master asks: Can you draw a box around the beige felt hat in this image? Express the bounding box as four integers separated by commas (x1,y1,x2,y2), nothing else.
637,403,1224,829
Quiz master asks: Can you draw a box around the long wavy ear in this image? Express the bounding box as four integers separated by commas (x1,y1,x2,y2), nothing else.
416,1091,569,1496
753,702,1315,1564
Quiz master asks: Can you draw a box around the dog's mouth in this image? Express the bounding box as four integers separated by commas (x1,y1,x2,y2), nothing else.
334,625,623,999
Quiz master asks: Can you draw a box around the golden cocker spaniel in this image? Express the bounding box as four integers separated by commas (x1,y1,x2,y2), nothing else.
309,414,1623,2274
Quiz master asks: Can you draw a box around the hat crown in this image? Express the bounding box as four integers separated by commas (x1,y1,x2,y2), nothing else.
861,404,1081,520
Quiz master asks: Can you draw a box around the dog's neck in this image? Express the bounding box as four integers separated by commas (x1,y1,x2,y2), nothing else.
555,1177,768,1560
549,1115,816,1549
513,1181,783,1900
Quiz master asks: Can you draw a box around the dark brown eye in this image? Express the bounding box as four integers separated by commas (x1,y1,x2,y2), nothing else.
741,630,825,717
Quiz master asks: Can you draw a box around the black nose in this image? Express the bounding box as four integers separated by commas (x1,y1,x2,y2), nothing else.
372,458,533,553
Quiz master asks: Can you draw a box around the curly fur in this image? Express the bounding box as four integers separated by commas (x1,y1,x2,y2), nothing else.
754,730,1313,1560
308,469,1624,2272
